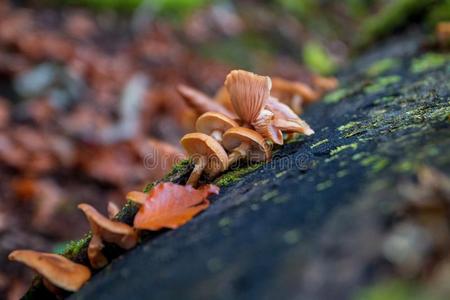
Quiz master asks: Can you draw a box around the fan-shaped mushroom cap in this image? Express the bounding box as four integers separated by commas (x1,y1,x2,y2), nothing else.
224,70,271,124
196,112,238,142
177,84,235,119
223,127,270,162
8,250,91,292
181,132,228,177
78,204,137,249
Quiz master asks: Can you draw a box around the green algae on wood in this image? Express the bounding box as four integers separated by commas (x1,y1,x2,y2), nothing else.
364,75,401,94
302,41,337,75
310,138,329,149
214,162,264,187
354,0,436,49
366,57,401,77
410,53,450,73
316,180,333,191
324,88,348,104
353,279,419,300
338,121,361,133
330,143,358,156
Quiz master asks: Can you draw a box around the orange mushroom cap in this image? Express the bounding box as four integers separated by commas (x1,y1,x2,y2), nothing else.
180,132,228,177
222,127,271,163
196,112,238,142
8,250,91,292
78,203,137,249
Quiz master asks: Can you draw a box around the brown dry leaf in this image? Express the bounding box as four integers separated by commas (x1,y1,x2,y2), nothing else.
133,183,219,230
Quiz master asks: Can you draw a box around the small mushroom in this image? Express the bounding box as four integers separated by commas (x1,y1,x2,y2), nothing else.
436,21,450,48
222,127,271,166
252,97,314,145
224,70,313,145
180,132,228,186
8,250,91,293
78,203,138,269
271,77,319,105
177,84,236,119
196,112,239,143
127,190,147,205
252,109,284,145
224,70,271,124
266,97,314,135
312,75,338,93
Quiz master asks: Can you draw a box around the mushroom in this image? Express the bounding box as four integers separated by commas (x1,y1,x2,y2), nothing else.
252,97,315,145
271,77,319,110
78,203,138,269
224,70,314,145
222,127,271,166
266,97,314,136
196,112,238,143
224,70,271,125
180,132,228,187
177,84,236,119
127,190,147,205
8,250,91,293
312,75,338,93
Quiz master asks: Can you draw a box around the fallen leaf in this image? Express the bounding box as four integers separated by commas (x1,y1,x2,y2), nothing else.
133,183,219,230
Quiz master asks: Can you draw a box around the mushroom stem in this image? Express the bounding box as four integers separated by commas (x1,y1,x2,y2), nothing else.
187,155,207,187
228,143,251,166
210,130,223,143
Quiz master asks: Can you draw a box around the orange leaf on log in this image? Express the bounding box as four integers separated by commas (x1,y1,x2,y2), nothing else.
133,183,219,230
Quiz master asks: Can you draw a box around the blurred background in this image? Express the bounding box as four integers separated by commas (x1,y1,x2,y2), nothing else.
0,0,449,298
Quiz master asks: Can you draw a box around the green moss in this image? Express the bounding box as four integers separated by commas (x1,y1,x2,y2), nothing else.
302,41,337,75
360,155,390,173
61,234,91,259
143,159,191,193
276,170,288,178
394,160,417,173
316,180,333,191
374,96,396,105
337,169,349,178
353,280,418,300
410,53,449,73
366,58,401,77
282,229,301,245
324,88,348,104
218,217,231,227
364,75,401,94
63,0,211,18
338,121,361,132
355,0,436,49
214,162,264,187
330,143,358,156
262,190,279,202
310,138,329,149
426,0,450,26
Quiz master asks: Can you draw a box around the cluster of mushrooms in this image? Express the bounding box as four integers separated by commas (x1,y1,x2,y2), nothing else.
8,69,335,296
180,69,316,187
9,202,137,295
